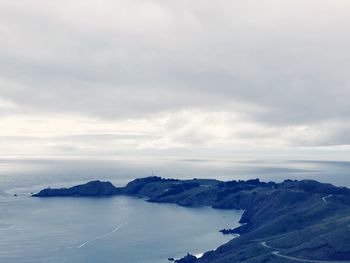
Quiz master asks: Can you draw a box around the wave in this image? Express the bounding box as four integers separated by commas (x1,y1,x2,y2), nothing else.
77,222,128,248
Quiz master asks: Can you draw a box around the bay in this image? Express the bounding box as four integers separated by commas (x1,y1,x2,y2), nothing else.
1,157,349,263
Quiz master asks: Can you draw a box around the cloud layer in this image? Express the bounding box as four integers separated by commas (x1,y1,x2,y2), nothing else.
1,0,350,157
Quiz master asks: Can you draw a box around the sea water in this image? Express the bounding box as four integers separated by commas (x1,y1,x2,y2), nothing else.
0,158,349,262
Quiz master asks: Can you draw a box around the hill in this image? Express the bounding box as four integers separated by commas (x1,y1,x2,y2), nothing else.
33,177,350,262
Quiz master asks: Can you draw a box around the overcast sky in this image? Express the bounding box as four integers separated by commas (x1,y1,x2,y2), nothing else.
1,0,350,159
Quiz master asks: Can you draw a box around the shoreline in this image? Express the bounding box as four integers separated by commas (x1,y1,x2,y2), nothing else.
33,176,350,263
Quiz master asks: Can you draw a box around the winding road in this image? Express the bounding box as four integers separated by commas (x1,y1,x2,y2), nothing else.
258,195,350,262
260,242,350,263
322,195,333,203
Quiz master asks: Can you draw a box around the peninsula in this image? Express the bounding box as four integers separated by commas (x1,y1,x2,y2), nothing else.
33,177,350,263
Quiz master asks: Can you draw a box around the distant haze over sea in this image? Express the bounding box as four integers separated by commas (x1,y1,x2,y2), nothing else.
1,158,350,196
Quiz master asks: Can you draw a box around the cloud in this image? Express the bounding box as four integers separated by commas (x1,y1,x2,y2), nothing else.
0,0,350,156
1,109,350,157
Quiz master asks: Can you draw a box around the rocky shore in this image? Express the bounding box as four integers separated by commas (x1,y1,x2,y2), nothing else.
33,176,350,262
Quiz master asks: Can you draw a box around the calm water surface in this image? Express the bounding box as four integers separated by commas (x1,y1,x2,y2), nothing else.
0,158,349,262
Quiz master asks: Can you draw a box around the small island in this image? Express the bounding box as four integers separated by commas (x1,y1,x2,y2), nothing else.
33,177,350,263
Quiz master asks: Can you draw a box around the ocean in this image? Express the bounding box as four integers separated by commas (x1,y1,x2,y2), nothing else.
0,157,349,262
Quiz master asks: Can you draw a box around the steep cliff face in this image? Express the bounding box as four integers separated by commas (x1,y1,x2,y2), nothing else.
33,177,350,262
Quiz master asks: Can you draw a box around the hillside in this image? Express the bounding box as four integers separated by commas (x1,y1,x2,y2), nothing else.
33,177,350,262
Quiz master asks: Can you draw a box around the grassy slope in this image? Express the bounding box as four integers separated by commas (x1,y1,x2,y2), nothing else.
34,177,350,262
118,177,350,262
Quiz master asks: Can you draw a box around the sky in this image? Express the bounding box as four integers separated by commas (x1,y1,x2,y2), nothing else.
1,0,350,160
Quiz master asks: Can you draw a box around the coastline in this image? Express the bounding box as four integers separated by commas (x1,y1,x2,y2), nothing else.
33,176,350,263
